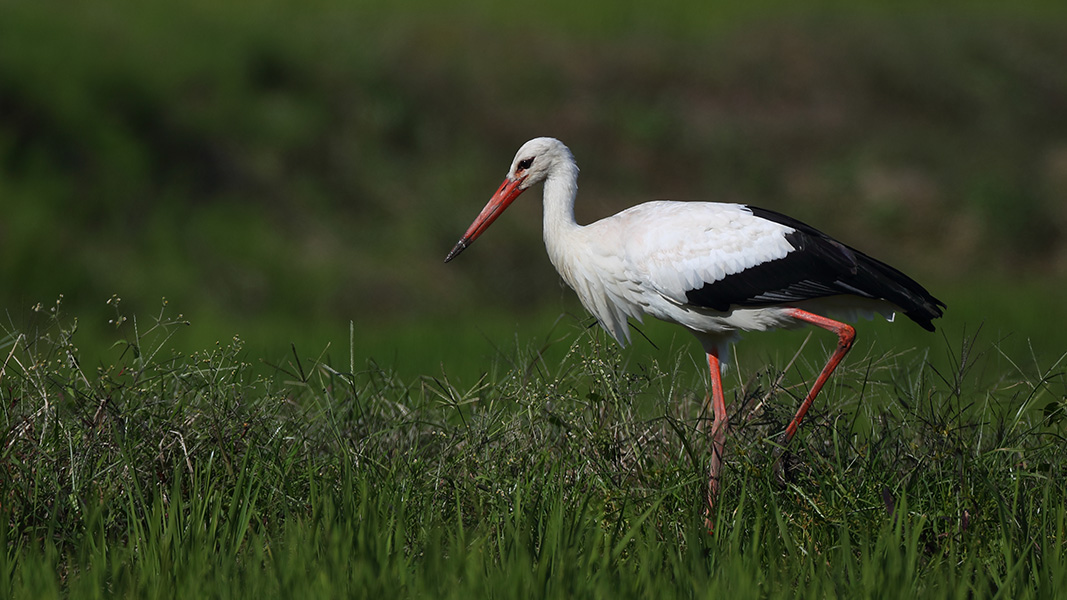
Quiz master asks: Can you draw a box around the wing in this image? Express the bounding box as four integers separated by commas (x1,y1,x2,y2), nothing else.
683,206,872,312
610,202,798,306
612,202,944,330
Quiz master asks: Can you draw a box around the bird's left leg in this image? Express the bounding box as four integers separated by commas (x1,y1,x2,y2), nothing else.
704,348,727,533
781,308,856,444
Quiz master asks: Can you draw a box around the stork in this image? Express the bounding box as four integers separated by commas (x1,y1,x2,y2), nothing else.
445,137,944,532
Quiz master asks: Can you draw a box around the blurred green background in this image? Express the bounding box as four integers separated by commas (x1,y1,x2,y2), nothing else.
1,0,1065,380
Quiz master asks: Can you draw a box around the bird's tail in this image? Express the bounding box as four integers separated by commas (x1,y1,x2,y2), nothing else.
852,252,945,332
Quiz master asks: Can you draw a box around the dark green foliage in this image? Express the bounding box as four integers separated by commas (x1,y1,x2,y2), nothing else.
1,1,1067,364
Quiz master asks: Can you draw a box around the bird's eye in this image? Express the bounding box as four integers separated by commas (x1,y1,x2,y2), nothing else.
517,157,534,171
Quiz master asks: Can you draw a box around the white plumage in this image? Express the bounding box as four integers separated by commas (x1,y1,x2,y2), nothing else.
446,137,944,532
551,200,811,350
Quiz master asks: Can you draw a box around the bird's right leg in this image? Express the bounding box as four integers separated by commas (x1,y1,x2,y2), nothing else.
773,308,856,482
782,309,856,444
704,348,727,534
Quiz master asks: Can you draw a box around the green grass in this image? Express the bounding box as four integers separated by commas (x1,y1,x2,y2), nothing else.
1,303,1064,598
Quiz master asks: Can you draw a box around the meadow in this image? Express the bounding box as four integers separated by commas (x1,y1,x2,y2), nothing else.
2,0,1067,597
1,297,1065,598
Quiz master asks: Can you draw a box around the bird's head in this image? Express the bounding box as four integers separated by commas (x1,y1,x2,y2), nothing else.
506,137,573,190
445,137,574,263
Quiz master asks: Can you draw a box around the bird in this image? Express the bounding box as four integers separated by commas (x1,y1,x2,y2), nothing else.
444,137,945,532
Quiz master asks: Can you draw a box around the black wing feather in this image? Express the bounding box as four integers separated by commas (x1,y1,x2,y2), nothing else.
684,206,946,331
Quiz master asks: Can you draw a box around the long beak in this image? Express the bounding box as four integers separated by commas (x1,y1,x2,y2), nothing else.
444,176,526,263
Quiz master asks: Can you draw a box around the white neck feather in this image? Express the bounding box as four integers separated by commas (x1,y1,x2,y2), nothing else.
541,159,580,261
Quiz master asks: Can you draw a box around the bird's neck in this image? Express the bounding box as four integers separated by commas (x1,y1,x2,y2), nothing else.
542,162,579,233
541,164,581,269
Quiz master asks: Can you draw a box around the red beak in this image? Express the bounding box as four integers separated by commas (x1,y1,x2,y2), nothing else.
444,176,527,263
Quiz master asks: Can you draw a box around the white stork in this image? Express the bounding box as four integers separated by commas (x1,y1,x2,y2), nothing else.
445,137,945,531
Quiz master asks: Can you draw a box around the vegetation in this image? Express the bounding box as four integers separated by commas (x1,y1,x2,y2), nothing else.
2,0,1066,597
1,300,1065,598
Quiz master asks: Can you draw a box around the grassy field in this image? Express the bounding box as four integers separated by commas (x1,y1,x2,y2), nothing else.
3,0,1067,597
1,301,1065,598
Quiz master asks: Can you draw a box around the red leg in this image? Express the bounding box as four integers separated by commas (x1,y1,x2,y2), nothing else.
781,308,856,444
704,348,727,533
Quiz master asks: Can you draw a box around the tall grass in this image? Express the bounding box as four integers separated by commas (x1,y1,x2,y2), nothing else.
1,301,1064,597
